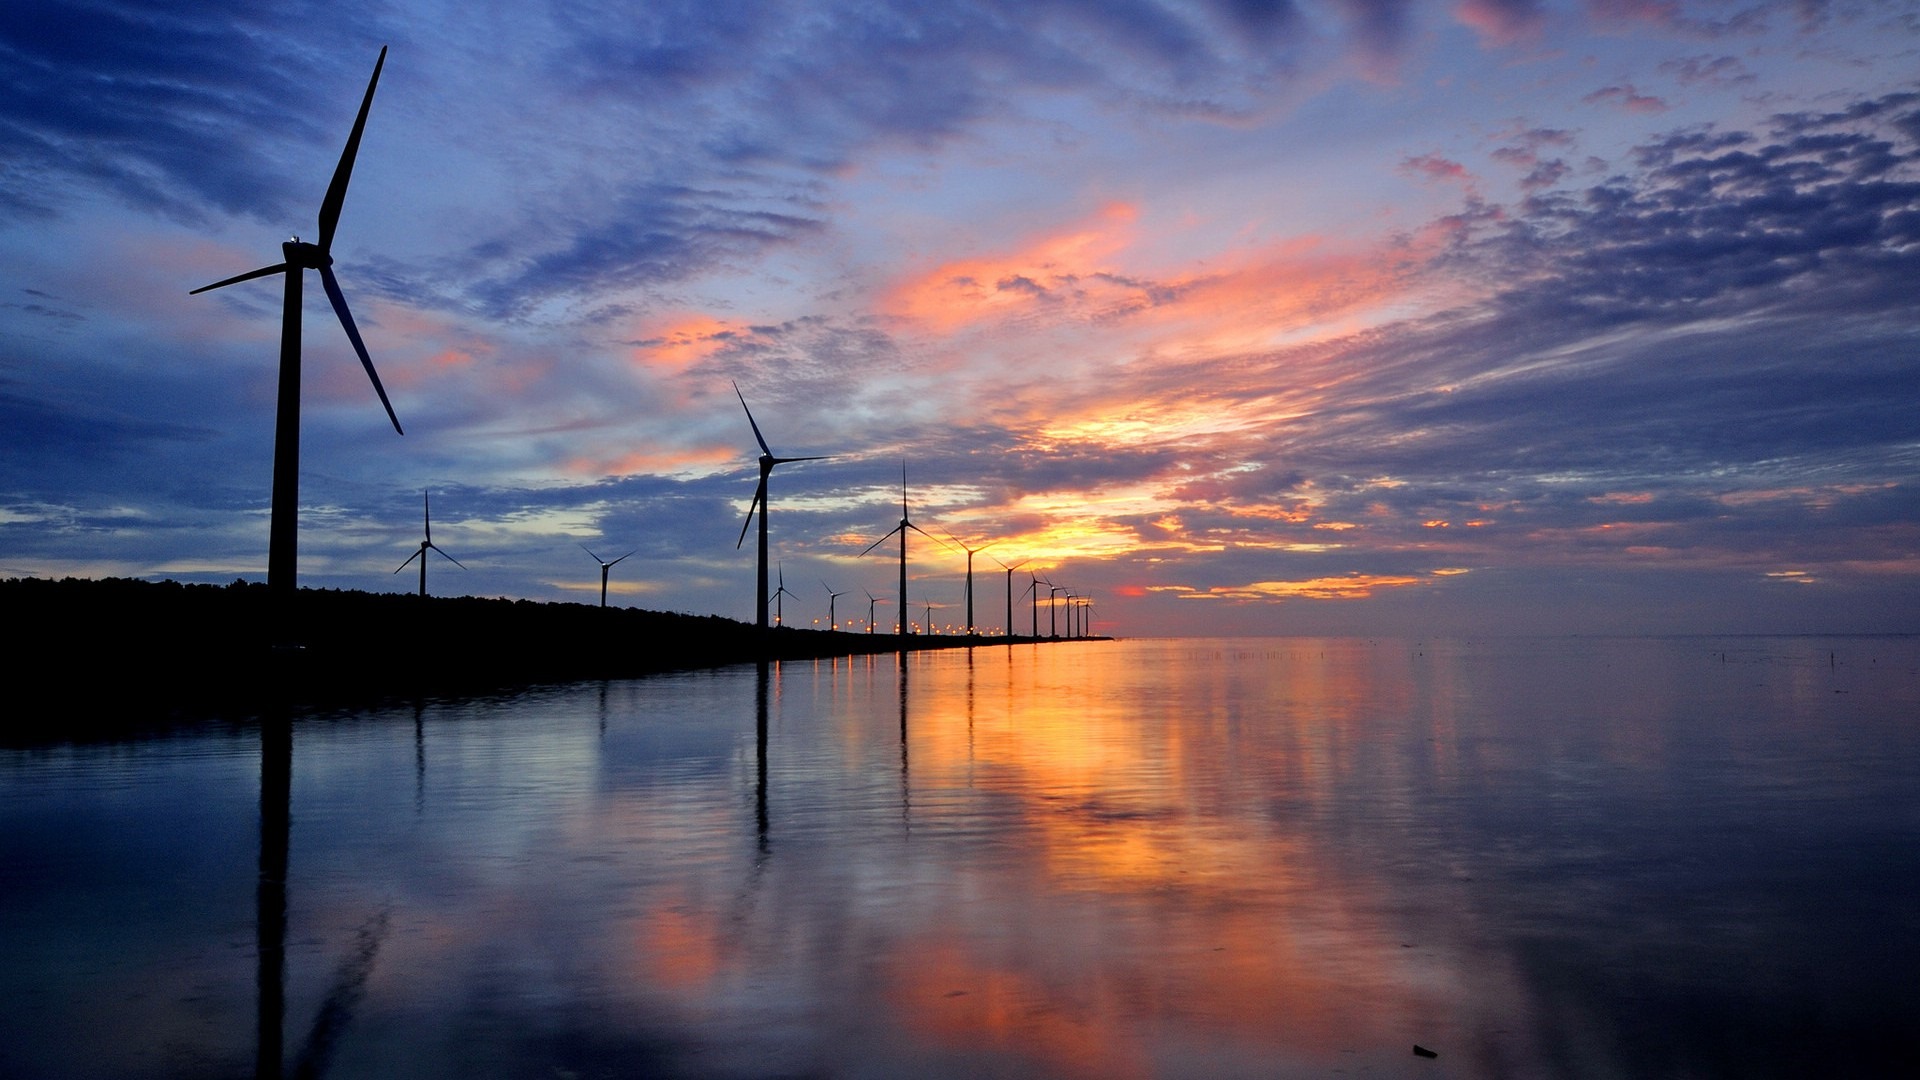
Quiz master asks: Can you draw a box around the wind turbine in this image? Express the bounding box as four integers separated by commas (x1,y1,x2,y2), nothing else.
581,544,635,608
734,382,826,631
395,492,464,598
991,555,1028,639
822,580,846,632
768,563,797,628
859,464,945,637
865,590,889,634
943,530,995,637
191,47,402,627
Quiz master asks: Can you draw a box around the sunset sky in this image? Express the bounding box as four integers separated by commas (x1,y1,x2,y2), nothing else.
3,0,1917,636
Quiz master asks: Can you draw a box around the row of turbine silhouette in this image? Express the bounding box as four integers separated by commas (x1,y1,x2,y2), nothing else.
733,381,1097,638
189,46,1092,639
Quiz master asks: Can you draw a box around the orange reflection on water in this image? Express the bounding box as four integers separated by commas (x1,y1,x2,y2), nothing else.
863,645,1462,1075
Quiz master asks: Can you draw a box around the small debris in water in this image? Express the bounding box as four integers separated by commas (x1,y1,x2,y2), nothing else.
1413,1044,1439,1058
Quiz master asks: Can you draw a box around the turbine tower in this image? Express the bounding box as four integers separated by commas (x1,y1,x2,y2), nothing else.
734,382,825,631
944,531,994,637
581,544,635,608
859,464,942,637
395,492,464,598
192,47,402,630
768,563,796,628
991,555,1028,639
822,580,846,632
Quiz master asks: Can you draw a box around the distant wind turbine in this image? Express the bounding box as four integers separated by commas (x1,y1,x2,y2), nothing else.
859,464,945,637
734,382,826,631
991,555,1028,639
865,590,889,634
191,47,402,627
822,580,846,632
581,544,635,609
768,563,797,628
395,492,464,598
943,530,995,637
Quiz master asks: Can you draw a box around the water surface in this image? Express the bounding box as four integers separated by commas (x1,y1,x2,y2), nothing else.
4,636,1916,1078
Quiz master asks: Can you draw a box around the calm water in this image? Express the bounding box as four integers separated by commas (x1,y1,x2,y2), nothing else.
4,637,1917,1079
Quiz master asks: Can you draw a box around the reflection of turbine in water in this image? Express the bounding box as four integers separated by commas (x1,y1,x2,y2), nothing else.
257,707,389,1080
191,48,402,635
581,544,635,608
734,383,827,631
394,492,464,597
754,661,771,855
897,651,911,829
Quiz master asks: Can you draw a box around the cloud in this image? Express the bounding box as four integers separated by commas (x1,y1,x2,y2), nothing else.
1583,83,1670,114
1455,0,1547,45
0,0,387,223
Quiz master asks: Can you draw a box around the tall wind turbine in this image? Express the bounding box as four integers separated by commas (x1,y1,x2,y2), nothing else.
822,580,846,632
192,47,402,627
859,464,943,637
581,544,635,608
943,531,994,637
395,492,464,598
734,382,826,631
991,555,1028,639
865,590,889,634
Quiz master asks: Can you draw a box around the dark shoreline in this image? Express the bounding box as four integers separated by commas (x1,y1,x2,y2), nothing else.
5,577,1105,739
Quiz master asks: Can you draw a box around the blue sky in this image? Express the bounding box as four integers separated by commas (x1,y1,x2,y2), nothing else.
3,0,1917,635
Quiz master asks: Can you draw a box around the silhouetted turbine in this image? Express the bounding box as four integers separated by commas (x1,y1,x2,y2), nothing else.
394,492,464,598
991,555,1028,639
865,590,889,634
859,463,946,637
943,530,995,636
822,580,846,632
581,544,635,608
769,562,797,628
192,48,402,628
734,382,826,632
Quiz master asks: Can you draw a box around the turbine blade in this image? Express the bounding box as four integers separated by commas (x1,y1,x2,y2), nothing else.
422,492,431,544
320,265,403,434
608,550,635,566
770,455,828,466
318,46,387,252
736,479,765,549
733,381,773,457
580,542,603,563
430,543,465,569
858,525,904,557
395,550,421,573
908,522,951,548
190,262,288,295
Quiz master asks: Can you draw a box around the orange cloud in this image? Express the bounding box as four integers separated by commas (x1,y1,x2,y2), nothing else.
628,314,743,370
883,202,1141,333
562,443,736,478
1188,573,1431,602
